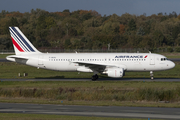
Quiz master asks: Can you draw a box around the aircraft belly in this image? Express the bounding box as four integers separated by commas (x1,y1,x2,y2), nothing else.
130,62,143,71
126,62,149,71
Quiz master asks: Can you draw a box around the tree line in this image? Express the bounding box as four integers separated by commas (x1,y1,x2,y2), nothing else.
0,9,180,52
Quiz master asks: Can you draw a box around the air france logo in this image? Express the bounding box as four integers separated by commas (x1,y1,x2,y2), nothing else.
115,55,148,58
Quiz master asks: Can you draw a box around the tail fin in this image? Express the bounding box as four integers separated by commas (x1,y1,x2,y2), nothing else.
9,27,40,55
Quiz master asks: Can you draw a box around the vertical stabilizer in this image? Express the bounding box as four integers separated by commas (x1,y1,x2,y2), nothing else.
9,27,40,55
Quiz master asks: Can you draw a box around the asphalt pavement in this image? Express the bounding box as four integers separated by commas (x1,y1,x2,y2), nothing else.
0,103,179,119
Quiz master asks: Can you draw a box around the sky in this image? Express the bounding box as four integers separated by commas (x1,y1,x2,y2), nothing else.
0,0,180,16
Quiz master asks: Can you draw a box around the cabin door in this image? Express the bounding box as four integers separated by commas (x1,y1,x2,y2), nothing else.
150,55,155,65
38,55,44,66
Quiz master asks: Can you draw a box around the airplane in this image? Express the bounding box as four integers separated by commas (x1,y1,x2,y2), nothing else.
6,27,175,81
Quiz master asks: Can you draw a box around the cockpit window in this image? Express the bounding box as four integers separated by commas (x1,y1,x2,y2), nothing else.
161,58,167,61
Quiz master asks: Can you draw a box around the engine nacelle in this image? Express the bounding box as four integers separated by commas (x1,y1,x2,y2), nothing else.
105,67,124,78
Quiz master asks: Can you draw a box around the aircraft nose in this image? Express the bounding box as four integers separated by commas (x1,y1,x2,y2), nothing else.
169,61,175,69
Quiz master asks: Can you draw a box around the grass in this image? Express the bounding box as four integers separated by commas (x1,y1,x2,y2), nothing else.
0,54,12,59
1,81,180,89
0,113,160,120
1,97,180,108
0,81,180,107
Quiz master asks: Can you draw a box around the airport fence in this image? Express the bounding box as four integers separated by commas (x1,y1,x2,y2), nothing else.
0,47,178,54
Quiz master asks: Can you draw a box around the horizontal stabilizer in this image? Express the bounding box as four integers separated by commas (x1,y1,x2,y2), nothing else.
6,55,29,62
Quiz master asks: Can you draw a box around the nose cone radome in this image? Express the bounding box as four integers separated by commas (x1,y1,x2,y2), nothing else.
169,61,175,69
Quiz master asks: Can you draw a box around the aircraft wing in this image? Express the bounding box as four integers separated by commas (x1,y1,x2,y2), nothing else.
74,61,126,73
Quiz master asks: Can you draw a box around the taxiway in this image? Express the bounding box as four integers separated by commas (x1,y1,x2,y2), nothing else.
0,103,179,119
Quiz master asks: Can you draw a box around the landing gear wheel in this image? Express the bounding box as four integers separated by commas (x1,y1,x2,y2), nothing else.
150,71,154,80
92,74,98,81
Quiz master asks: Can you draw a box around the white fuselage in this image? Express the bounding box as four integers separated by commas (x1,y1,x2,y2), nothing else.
7,27,175,79
7,53,175,73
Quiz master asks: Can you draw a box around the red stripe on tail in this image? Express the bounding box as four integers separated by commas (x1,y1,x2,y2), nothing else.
11,37,24,52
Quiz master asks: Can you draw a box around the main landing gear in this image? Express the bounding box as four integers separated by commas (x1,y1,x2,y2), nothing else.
150,71,154,80
92,74,99,81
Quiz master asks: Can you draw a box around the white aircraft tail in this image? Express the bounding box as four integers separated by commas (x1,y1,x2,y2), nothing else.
9,27,41,55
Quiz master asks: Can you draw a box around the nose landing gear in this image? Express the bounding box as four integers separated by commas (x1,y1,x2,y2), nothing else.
150,71,154,80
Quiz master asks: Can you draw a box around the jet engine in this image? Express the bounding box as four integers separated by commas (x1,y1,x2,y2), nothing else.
103,67,124,78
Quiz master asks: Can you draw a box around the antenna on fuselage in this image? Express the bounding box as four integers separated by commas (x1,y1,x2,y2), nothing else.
149,51,151,54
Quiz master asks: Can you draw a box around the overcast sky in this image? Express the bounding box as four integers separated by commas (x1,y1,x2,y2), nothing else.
0,0,180,16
